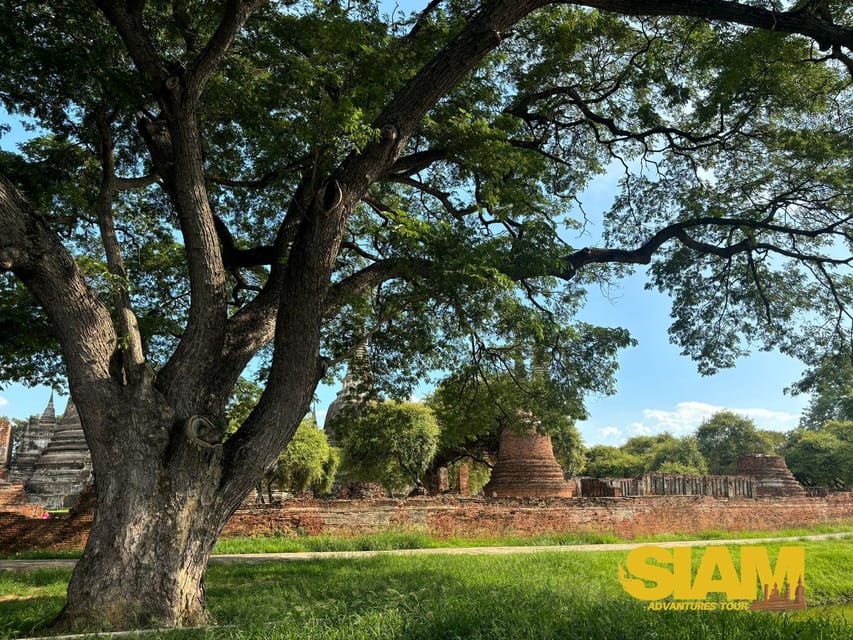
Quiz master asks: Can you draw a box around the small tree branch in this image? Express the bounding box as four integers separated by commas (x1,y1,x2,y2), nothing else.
185,0,268,103
383,149,449,178
95,111,146,377
115,174,158,190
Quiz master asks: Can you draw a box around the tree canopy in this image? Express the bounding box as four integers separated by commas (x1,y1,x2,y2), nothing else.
783,420,853,487
427,352,605,475
695,410,775,474
338,401,440,494
585,432,707,477
271,416,337,496
3,0,853,631
790,352,853,429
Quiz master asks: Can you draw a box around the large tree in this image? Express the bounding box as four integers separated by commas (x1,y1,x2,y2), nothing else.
695,410,773,474
2,0,853,632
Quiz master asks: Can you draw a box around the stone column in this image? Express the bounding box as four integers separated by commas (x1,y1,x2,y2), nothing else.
457,463,470,496
0,419,12,472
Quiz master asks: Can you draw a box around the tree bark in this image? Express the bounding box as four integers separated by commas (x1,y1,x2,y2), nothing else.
52,389,233,631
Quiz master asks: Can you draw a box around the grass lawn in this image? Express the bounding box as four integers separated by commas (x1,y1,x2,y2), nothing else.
4,522,852,560
1,538,851,639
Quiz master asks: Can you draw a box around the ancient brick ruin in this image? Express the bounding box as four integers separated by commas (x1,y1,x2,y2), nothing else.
4,394,93,510
580,474,756,498
9,393,57,483
736,454,806,497
0,418,12,476
578,455,806,499
483,428,574,498
24,400,93,509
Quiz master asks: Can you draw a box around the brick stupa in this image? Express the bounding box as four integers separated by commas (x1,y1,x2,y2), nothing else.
483,428,573,498
736,454,805,497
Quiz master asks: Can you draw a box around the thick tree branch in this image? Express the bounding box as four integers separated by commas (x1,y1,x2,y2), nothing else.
560,215,853,278
93,1,170,92
0,174,119,428
138,113,229,414
566,0,853,65
212,215,277,268
220,0,554,501
383,149,449,178
325,258,435,317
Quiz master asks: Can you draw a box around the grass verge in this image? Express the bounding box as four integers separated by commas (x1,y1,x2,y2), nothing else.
1,538,851,639
4,521,853,559
4,522,853,560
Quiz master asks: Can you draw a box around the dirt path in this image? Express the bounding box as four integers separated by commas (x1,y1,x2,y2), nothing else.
1,532,850,572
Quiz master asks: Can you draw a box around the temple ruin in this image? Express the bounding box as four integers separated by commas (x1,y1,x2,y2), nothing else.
24,400,93,509
483,428,574,498
736,454,806,497
9,393,57,483
324,343,373,447
5,394,93,509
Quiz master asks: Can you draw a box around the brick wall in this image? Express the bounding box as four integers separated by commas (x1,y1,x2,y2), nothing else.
2,493,851,554
221,493,853,539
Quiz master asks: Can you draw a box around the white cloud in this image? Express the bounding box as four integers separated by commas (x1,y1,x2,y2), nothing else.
0,395,7,408
631,401,798,436
628,422,653,436
599,426,622,439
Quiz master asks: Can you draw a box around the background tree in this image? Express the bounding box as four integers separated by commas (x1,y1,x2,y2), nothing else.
584,445,645,478
696,411,774,475
427,343,620,478
265,417,336,498
782,421,853,487
641,435,707,475
3,0,853,631
584,433,707,477
790,352,853,430
756,429,786,454
338,401,440,496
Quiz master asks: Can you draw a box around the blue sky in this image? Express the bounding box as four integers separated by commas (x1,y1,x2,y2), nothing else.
0,98,809,447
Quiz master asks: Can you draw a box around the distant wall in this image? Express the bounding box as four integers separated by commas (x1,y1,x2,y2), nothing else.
2,494,851,554
581,474,755,498
221,493,853,539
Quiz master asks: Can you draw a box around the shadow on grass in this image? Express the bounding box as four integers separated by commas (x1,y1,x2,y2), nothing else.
1,553,851,639
206,554,853,640
0,569,70,639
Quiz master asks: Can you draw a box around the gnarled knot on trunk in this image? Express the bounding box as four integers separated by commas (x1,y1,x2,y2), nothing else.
317,179,343,214
184,415,225,448
0,247,25,271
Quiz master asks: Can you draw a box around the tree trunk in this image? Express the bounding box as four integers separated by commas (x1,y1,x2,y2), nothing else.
50,393,246,632
54,500,219,631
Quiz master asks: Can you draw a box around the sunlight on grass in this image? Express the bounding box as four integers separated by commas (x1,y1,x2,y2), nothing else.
1,539,850,639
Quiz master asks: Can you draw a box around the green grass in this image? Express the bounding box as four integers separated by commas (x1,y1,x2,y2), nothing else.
635,522,853,543
4,522,852,560
1,539,850,639
211,530,625,555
